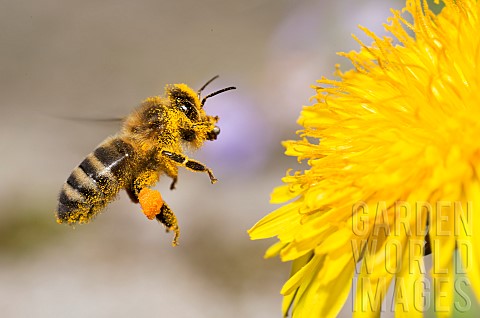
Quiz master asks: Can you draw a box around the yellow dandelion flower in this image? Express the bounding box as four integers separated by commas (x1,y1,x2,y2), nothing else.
249,0,480,317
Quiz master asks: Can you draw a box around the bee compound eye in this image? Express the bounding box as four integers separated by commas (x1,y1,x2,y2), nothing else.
177,100,198,121
179,104,188,113
212,126,220,135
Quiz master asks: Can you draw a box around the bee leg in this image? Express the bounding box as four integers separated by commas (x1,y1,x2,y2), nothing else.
138,188,164,220
128,170,163,218
156,204,179,246
161,161,179,190
132,170,160,195
126,188,139,203
161,150,217,183
137,187,180,246
169,176,178,190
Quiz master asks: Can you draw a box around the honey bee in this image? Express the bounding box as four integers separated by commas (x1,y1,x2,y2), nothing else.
56,76,235,246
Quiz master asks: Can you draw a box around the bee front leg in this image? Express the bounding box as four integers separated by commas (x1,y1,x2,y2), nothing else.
160,150,217,183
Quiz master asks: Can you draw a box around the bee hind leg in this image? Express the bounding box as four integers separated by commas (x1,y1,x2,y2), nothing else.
137,188,163,220
137,187,179,246
156,203,179,246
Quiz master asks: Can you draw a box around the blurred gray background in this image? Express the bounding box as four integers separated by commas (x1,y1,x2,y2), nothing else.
0,0,405,317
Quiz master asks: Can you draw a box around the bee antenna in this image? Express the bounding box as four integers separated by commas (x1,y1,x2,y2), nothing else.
198,75,219,95
201,86,236,107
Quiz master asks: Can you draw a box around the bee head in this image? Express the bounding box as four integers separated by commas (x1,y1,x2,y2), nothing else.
167,77,235,142
166,84,198,116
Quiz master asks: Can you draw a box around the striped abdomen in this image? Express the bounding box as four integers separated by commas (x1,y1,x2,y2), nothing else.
56,137,136,224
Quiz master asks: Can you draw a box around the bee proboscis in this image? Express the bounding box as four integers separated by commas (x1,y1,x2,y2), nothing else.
56,76,235,245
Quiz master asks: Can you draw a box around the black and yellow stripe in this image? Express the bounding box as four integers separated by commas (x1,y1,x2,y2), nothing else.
56,138,136,224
